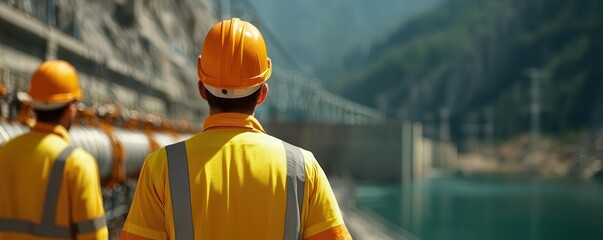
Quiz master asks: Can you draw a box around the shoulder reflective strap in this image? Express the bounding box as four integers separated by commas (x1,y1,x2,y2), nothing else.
0,146,74,238
166,142,195,239
41,146,75,226
282,141,306,240
164,141,305,240
47,146,108,235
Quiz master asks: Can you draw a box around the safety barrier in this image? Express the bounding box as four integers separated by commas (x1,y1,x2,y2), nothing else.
265,121,459,182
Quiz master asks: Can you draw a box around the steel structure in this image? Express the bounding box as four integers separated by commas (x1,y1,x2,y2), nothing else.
258,67,385,125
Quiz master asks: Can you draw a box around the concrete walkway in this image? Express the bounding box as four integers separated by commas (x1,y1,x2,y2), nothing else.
331,177,420,240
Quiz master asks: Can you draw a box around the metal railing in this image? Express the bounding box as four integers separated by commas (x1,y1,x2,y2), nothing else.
258,67,386,125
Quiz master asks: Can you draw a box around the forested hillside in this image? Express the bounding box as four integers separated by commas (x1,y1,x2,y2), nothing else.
334,0,603,141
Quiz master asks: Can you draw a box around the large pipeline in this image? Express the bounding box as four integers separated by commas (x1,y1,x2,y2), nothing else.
0,121,191,183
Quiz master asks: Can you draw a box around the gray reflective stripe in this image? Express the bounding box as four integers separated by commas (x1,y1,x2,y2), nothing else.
0,218,71,238
282,141,306,240
166,142,195,239
0,146,75,238
42,146,74,225
72,215,107,234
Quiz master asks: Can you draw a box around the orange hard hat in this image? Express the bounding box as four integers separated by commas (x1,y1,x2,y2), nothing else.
198,18,271,99
28,60,83,110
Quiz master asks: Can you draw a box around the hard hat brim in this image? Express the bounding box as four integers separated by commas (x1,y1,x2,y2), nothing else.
204,84,262,99
30,101,71,111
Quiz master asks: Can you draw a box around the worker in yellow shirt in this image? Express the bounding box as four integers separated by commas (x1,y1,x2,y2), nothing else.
0,60,108,239
120,18,352,240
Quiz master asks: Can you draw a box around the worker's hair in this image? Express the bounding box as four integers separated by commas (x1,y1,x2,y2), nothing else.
34,105,70,123
205,88,261,112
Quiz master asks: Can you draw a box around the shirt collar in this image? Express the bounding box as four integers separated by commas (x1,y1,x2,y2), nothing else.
31,122,72,143
202,113,266,133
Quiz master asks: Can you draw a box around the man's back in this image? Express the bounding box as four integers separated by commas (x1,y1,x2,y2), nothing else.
0,123,108,239
122,113,348,239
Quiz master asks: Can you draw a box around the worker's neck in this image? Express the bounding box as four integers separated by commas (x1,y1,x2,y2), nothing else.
209,107,255,116
38,120,71,130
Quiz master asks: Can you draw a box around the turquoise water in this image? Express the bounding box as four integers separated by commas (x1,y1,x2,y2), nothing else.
355,177,603,240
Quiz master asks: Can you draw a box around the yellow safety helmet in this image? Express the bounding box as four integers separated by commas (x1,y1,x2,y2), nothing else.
28,60,83,110
198,18,272,99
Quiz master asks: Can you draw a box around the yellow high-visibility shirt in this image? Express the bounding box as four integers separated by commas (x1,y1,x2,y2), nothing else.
0,122,108,240
121,113,351,240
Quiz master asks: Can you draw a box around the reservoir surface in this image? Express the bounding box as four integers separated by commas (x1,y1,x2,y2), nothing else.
355,177,603,240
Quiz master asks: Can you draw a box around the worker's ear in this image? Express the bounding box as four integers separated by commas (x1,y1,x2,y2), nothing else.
256,84,269,106
198,81,208,101
197,55,208,101
60,101,78,129
67,101,78,119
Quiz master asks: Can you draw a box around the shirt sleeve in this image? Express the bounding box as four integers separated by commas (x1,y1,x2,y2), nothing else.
121,149,169,240
66,148,109,240
302,152,351,239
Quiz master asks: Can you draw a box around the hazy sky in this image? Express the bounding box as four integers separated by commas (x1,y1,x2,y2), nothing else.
243,0,444,78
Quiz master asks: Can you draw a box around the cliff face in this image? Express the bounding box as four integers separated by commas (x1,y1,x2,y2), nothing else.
1,0,217,120
67,0,214,70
